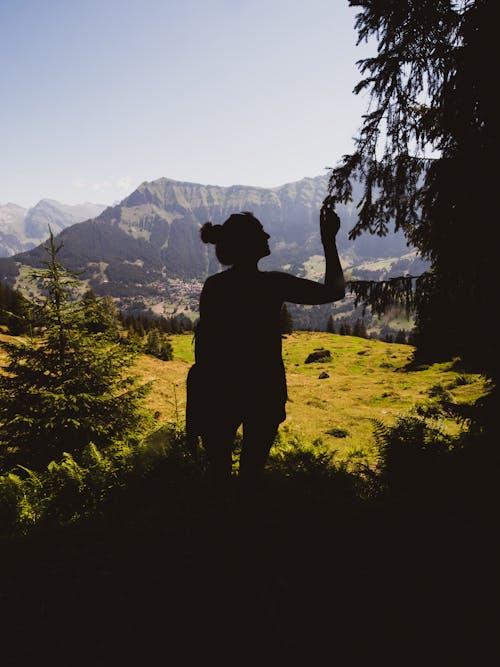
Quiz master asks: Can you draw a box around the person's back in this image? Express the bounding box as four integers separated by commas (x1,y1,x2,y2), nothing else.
194,267,288,427
195,267,285,374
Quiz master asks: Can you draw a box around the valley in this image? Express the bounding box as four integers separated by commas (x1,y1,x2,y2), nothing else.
0,175,428,337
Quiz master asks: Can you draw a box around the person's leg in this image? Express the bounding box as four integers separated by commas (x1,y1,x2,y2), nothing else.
202,422,239,510
237,420,279,507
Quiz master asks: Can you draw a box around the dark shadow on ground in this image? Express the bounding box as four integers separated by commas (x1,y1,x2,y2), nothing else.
0,469,496,667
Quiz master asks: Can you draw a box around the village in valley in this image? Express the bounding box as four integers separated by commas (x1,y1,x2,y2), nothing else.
146,277,204,320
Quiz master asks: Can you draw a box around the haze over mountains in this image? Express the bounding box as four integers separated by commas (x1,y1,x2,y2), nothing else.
0,175,428,322
0,200,107,256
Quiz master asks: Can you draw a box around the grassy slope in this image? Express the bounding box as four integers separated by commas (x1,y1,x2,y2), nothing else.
0,328,487,462
136,331,488,459
0,331,494,664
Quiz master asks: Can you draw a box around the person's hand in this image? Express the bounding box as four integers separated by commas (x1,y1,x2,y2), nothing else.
320,195,340,244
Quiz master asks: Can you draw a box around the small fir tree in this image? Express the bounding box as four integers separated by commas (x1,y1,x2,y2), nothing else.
353,318,368,339
0,229,151,470
326,315,336,334
339,321,352,336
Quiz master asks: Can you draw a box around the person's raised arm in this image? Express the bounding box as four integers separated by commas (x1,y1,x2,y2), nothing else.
280,195,346,305
320,195,345,300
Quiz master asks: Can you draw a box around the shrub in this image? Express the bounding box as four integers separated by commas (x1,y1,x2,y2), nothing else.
372,414,456,501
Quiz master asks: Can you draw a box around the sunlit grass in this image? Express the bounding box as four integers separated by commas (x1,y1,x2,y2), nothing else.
132,331,488,462
0,329,488,462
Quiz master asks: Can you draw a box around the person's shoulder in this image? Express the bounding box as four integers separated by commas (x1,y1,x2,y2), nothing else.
203,269,231,286
202,270,234,298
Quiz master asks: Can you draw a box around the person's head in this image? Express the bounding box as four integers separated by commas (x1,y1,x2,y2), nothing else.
200,211,271,266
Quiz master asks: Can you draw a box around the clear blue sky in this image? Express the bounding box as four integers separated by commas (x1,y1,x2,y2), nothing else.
1,0,373,208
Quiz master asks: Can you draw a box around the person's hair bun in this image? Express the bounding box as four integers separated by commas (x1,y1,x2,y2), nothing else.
200,221,223,245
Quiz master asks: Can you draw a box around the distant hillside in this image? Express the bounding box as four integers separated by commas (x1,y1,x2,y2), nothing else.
0,199,107,256
0,176,428,325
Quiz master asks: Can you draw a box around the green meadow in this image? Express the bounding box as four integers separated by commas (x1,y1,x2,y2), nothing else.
135,330,488,461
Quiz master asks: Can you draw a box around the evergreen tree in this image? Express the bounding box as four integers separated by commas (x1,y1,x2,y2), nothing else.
0,229,151,471
280,303,294,335
326,315,336,334
81,290,121,338
0,282,30,335
144,328,174,361
353,318,368,338
125,325,143,351
339,321,352,336
395,329,407,344
328,1,496,380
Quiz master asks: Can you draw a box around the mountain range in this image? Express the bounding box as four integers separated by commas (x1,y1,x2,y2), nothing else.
0,199,107,256
0,175,428,324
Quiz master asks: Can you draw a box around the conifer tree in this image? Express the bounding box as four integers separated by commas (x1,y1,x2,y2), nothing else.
0,282,30,335
81,290,121,338
326,315,336,334
0,229,151,470
339,321,352,336
329,1,496,380
353,318,367,338
395,329,407,344
144,328,174,361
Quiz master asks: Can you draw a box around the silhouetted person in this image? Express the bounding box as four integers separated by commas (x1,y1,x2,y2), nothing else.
186,197,345,512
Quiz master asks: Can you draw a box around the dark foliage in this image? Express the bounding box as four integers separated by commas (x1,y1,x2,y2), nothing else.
144,329,174,361
0,281,30,334
352,317,368,338
1,411,496,664
328,1,497,385
119,310,193,335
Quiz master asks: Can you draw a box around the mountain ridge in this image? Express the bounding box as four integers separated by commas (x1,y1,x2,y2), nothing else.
0,199,107,256
0,175,428,325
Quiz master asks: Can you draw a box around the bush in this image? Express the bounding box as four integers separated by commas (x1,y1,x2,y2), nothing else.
144,329,174,361
372,414,457,501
